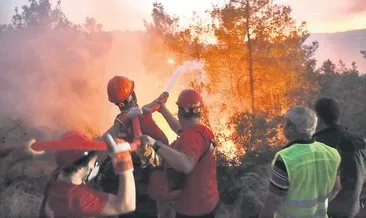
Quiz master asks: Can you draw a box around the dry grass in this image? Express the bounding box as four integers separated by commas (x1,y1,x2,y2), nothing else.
0,178,45,217
0,119,57,217
0,157,57,217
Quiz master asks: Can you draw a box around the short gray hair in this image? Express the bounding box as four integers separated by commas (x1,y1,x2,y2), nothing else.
285,106,318,136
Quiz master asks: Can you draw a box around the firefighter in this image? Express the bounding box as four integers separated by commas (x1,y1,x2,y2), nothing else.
31,131,136,218
140,89,219,218
98,76,169,218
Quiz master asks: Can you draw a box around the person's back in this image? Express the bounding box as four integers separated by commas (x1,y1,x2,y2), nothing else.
314,125,366,216
274,141,340,217
139,89,219,218
313,97,366,217
47,176,108,218
261,106,342,218
172,124,218,216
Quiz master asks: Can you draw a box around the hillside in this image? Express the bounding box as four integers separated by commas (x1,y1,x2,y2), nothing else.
308,28,366,72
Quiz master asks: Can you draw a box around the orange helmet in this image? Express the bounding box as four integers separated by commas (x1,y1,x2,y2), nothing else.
176,89,203,109
107,76,135,104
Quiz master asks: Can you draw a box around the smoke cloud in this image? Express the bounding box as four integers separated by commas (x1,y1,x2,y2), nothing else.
0,5,202,145
0,0,179,142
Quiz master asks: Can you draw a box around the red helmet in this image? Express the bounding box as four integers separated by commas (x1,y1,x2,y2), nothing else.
107,76,135,104
176,89,203,109
55,150,87,167
56,131,90,167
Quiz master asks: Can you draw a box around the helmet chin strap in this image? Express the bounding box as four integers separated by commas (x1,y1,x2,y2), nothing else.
118,93,138,111
85,161,100,182
119,101,137,111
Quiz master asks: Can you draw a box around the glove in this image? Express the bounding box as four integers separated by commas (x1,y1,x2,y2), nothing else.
140,135,157,147
157,92,169,112
127,107,143,119
136,135,163,168
115,107,143,126
135,135,153,166
142,92,169,114
104,134,134,175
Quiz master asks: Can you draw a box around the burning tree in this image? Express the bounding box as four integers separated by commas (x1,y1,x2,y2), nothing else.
143,2,205,78
209,0,318,115
144,0,319,155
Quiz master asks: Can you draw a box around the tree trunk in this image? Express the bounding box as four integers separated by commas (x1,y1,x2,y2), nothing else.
246,0,255,113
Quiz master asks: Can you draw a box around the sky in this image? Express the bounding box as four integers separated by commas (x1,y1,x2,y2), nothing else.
1,0,366,33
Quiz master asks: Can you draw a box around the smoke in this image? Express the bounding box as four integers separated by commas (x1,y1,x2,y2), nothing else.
0,24,202,144
0,16,167,141
58,0,149,31
0,0,240,150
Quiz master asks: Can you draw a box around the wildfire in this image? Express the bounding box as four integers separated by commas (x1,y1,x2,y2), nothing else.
217,139,243,161
208,115,245,161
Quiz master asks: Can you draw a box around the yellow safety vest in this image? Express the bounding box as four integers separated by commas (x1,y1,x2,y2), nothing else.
273,141,341,218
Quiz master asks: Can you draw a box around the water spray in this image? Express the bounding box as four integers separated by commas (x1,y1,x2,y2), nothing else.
142,60,206,114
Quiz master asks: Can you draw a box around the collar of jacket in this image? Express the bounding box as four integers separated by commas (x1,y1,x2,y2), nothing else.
313,124,347,136
285,139,315,149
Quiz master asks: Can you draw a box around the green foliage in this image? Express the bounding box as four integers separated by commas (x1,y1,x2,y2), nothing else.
320,59,337,74
317,60,366,135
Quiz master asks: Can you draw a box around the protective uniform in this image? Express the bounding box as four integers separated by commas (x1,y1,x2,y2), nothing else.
98,76,169,218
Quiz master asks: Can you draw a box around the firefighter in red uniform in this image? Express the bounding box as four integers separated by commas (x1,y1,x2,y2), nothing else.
98,76,169,218
140,89,219,218
31,131,136,218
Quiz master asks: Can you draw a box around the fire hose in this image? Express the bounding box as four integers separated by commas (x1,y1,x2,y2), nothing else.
141,60,205,115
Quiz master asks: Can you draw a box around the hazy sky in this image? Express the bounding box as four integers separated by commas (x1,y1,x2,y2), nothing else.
1,0,365,33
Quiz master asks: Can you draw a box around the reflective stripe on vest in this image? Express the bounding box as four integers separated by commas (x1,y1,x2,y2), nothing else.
284,192,331,208
276,208,327,218
273,141,341,218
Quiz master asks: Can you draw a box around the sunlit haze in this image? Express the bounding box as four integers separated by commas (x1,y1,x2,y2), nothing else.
1,0,365,33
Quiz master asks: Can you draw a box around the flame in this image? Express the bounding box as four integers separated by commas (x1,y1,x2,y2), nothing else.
217,139,243,161
0,2,287,162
